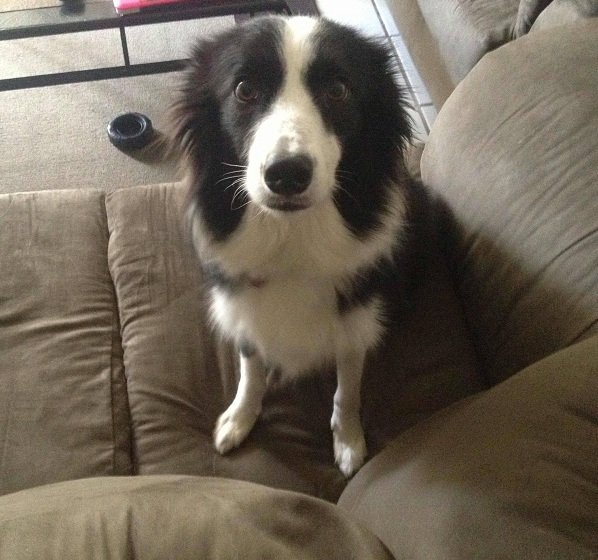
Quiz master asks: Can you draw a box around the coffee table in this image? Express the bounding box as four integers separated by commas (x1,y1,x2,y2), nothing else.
0,0,318,91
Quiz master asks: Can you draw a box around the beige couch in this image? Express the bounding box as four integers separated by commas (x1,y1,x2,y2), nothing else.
385,0,598,108
1,12,597,560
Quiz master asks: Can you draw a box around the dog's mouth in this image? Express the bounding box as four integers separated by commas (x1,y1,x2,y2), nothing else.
264,197,311,212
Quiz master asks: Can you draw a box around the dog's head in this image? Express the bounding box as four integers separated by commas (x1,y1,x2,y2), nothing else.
171,16,412,239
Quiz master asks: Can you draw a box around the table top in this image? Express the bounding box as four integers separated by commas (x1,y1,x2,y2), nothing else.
0,0,290,40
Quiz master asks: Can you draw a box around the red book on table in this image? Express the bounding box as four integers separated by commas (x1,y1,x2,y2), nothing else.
113,0,200,14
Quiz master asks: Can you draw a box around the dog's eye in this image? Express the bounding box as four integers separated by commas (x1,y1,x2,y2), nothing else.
234,81,259,103
325,80,349,102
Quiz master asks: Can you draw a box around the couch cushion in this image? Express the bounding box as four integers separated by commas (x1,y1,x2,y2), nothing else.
339,333,598,560
422,21,598,383
385,0,554,108
106,182,348,499
0,189,131,496
512,0,553,36
106,181,482,501
417,0,521,86
0,475,393,560
531,0,598,31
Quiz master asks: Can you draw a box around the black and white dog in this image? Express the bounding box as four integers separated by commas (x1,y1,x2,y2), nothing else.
171,16,427,477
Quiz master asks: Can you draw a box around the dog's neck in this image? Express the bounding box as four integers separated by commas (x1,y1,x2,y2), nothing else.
203,263,267,291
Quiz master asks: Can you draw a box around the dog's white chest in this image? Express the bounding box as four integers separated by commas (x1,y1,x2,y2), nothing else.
201,201,389,374
210,277,340,373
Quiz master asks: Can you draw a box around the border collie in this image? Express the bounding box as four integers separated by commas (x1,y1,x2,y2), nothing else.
171,16,427,477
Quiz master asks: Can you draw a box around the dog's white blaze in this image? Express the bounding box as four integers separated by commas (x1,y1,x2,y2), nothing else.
245,17,341,208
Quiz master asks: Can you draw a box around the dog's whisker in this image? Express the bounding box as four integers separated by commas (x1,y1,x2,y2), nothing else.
218,177,245,188
334,182,361,207
230,184,251,211
221,171,246,179
335,176,361,192
231,183,246,199
222,168,247,175
223,178,246,192
219,172,246,181
215,175,246,187
231,198,252,211
221,162,248,169
249,205,267,221
336,169,360,185
216,169,247,184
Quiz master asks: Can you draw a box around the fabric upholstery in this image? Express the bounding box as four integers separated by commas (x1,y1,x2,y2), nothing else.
0,476,393,560
531,0,598,31
0,189,132,496
339,333,598,560
384,0,541,108
416,0,521,86
422,21,598,383
512,0,553,36
105,181,482,501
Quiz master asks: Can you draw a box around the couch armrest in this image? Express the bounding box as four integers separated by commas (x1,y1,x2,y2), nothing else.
338,334,598,560
0,476,392,560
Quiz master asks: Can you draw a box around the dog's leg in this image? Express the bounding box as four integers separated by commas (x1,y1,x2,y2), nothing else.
214,352,267,455
331,350,367,477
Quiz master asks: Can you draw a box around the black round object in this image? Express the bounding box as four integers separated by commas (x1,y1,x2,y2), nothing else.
107,112,154,150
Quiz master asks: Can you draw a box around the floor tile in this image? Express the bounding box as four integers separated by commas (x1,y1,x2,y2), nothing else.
316,0,386,37
420,104,438,131
371,0,400,36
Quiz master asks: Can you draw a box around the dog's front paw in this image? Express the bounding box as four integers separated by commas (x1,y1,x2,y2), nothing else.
331,417,367,477
213,408,258,455
333,431,367,478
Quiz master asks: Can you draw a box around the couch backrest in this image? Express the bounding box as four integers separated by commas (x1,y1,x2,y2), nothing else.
421,21,598,384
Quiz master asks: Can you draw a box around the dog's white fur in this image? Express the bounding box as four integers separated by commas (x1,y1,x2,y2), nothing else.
189,17,408,476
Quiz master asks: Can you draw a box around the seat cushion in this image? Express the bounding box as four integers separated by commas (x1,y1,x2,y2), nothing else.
422,21,598,383
105,181,482,501
0,475,393,560
0,189,132,496
339,334,598,560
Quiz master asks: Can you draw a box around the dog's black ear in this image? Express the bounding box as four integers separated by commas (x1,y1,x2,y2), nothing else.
333,34,414,237
169,42,223,169
361,39,413,168
169,39,248,241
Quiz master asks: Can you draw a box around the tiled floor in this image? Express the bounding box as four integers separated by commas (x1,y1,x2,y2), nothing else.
317,0,437,142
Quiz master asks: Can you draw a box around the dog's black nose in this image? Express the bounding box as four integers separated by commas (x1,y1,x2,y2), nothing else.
264,154,313,195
